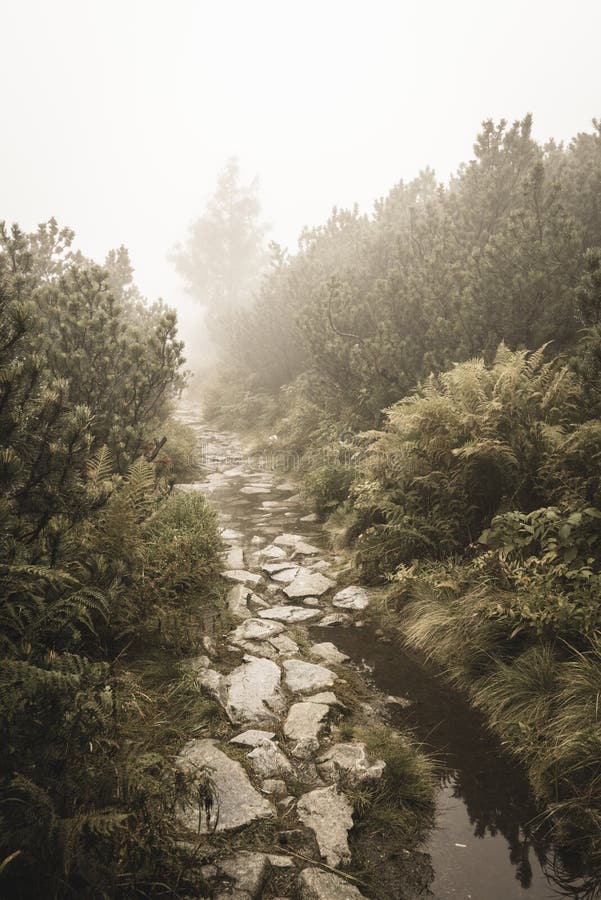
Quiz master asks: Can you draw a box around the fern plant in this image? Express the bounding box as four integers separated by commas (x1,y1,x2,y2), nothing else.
353,344,581,577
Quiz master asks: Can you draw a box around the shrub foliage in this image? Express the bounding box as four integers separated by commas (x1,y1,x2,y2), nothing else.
0,221,221,897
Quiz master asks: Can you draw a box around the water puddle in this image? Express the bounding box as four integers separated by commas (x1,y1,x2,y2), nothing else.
310,625,585,900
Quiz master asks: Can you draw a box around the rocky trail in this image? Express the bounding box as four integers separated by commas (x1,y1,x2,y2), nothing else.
173,403,427,900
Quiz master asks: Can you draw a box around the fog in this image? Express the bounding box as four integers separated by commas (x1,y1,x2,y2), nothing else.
2,0,600,348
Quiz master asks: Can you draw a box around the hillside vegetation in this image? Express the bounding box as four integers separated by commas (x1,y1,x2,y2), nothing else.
0,222,224,897
201,116,601,882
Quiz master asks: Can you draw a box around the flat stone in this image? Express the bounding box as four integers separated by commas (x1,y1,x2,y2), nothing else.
270,566,302,583
187,664,224,702
222,528,244,541
310,560,332,573
331,585,369,610
240,485,272,494
297,867,365,899
310,642,350,666
284,573,335,600
230,618,285,644
250,535,265,545
296,786,354,867
228,584,252,621
225,546,245,569
320,613,353,627
176,739,274,832
224,656,284,724
292,541,323,557
230,729,276,747
283,659,336,694
259,606,322,624
259,544,288,561
247,740,294,778
232,639,279,660
300,513,319,522
217,851,270,898
317,742,386,786
307,691,341,706
223,569,263,586
269,633,300,655
284,701,330,757
302,596,320,607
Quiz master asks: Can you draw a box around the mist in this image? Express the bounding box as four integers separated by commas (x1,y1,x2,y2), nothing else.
2,0,600,360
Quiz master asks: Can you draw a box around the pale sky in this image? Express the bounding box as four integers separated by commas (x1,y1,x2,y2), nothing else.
2,0,600,350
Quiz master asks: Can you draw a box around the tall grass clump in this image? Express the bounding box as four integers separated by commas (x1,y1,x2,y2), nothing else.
350,725,437,836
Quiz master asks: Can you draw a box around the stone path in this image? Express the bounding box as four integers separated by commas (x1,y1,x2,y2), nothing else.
173,403,394,900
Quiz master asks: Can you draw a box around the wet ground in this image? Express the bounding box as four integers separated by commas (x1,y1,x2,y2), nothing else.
178,404,585,900
310,626,584,900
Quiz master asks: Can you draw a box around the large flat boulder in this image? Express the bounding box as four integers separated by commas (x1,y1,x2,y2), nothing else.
310,642,350,666
223,569,263,586
229,618,285,645
284,573,335,600
230,625,299,661
331,586,369,610
176,739,274,833
246,740,294,778
224,656,285,724
297,785,354,867
259,544,288,561
229,729,275,747
269,633,300,655
283,701,330,757
292,541,323,557
283,659,336,694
